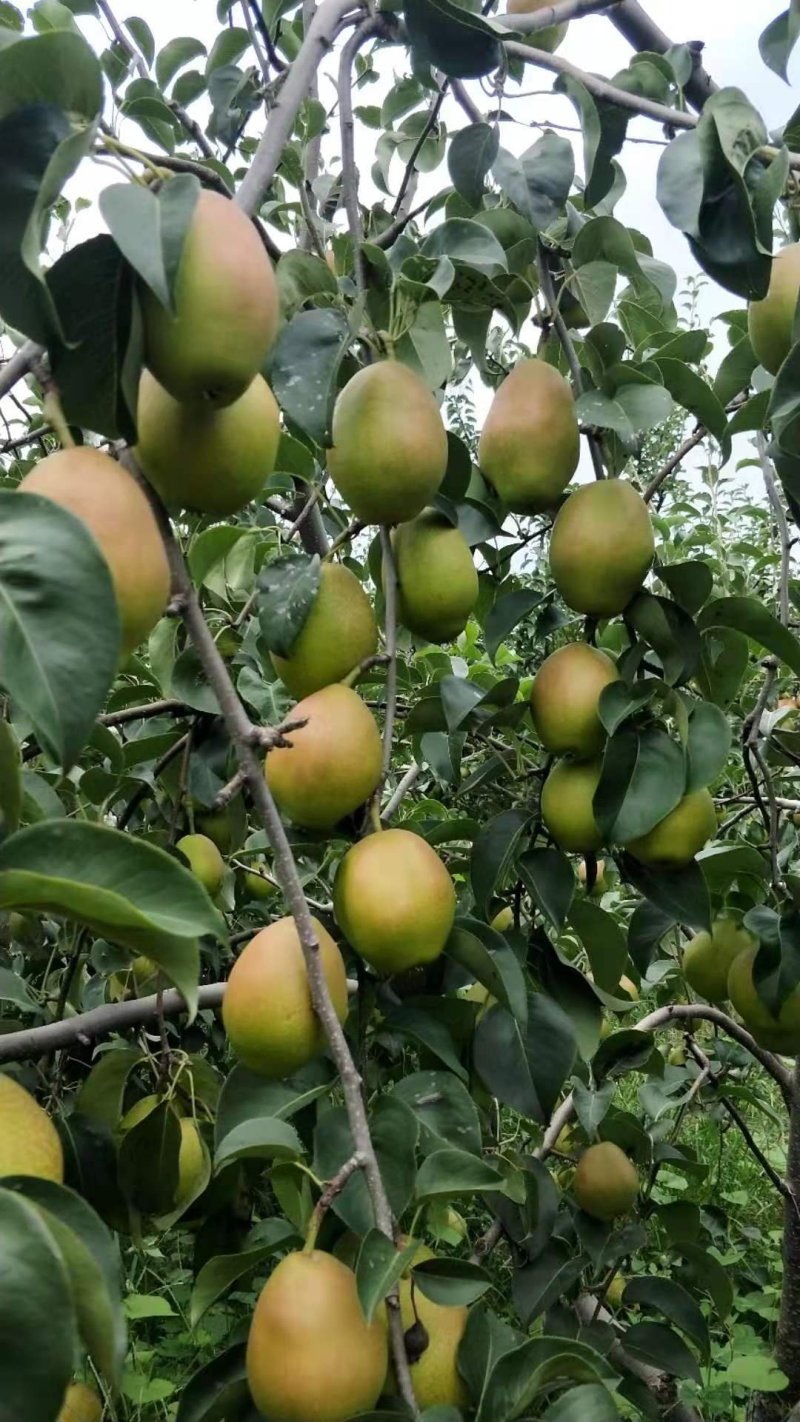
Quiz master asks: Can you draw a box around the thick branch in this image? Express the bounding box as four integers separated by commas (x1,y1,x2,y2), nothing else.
0,341,42,400
606,0,717,112
0,983,226,1063
494,0,624,33
758,433,792,630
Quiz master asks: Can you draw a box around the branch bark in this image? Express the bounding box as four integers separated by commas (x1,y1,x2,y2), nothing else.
536,242,604,480
684,1037,791,1201
606,0,717,112
494,0,624,33
0,983,226,1063
749,1061,800,1422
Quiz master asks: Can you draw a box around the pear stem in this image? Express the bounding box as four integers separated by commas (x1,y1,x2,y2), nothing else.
41,387,75,451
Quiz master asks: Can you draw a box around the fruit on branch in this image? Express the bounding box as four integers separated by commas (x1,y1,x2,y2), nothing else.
540,758,603,853
266,684,383,829
177,1118,206,1203
549,480,655,617
327,361,448,524
393,1244,469,1409
58,1382,103,1422
0,1074,63,1182
391,510,478,643
240,860,278,901
334,828,456,973
20,448,170,657
530,643,619,757
573,1141,639,1221
135,370,280,515
223,916,348,1077
141,190,279,407
491,904,514,931
682,917,756,1003
271,562,378,698
727,946,800,1054
505,0,568,51
109,954,160,1001
617,974,639,1002
246,1250,388,1422
747,241,800,376
478,358,579,513
176,833,225,896
605,1275,626,1309
626,789,716,867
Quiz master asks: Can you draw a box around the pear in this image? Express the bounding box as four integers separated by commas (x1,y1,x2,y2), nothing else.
266,684,382,829
683,917,756,1003
573,1141,638,1221
748,241,800,375
728,947,800,1054
176,1118,206,1203
176,833,225,896
627,789,716,868
19,447,169,657
479,359,579,513
392,510,478,643
549,480,654,617
58,1382,103,1422
396,1245,469,1409
328,361,448,524
0,1074,63,1182
541,759,603,854
334,828,456,974
530,643,619,757
223,916,348,1077
246,1250,388,1422
271,563,378,699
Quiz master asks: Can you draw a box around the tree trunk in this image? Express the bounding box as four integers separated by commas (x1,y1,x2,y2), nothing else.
748,1061,800,1422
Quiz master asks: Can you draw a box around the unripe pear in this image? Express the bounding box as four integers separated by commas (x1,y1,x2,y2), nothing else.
530,643,619,757
328,361,448,524
605,1275,626,1309
223,916,348,1077
668,1045,685,1066
573,1141,638,1221
142,190,279,407
728,946,800,1054
748,241,800,375
271,563,378,699
334,828,456,974
0,1074,63,1182
627,789,716,868
136,370,280,515
241,860,277,901
506,0,568,51
176,832,226,896
392,510,478,643
266,684,382,829
246,1250,388,1422
490,905,514,931
549,480,654,617
541,758,603,853
177,1118,206,1202
58,1382,103,1422
19,448,170,657
683,917,756,1003
478,359,579,512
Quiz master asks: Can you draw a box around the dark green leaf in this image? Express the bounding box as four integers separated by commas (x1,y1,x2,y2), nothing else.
313,1099,418,1234
698,595,800,677
696,626,749,708
214,1117,304,1172
543,1386,620,1421
657,561,713,616
190,1222,298,1328
685,699,731,791
568,900,628,995
474,996,576,1123
0,721,21,837
621,1322,701,1382
175,1343,250,1422
594,727,685,845
357,1232,419,1323
448,123,498,207
484,589,546,663
413,1257,491,1307
622,855,711,932
100,175,200,311
421,219,507,277
518,849,575,931
0,1186,76,1422
759,6,800,81
492,132,575,232
572,1079,616,1137
391,1070,482,1157
404,0,502,78
622,1277,709,1358
480,1334,615,1422
270,308,350,446
470,808,529,918
627,592,702,686
155,35,206,90
75,1047,145,1129
415,1147,504,1199
257,552,321,659
117,1101,181,1215
593,1029,655,1080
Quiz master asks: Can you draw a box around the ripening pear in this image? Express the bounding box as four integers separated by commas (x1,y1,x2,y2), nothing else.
394,1244,469,1409
19,448,170,657
392,510,478,643
0,1074,63,1182
505,0,568,51
223,916,348,1076
334,828,456,974
271,563,378,698
541,759,603,854
266,684,383,829
176,833,226,897
142,190,279,407
109,954,160,1002
136,370,280,515
530,643,619,757
549,480,655,617
491,905,514,932
58,1382,104,1422
605,1275,626,1310
728,947,800,1054
627,789,716,868
177,1118,206,1203
573,1141,639,1221
748,242,800,375
328,361,448,524
246,1250,388,1422
478,359,579,513
683,917,756,1003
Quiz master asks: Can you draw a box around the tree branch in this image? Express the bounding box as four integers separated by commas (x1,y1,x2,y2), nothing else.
338,18,383,299
378,527,398,785
684,1037,791,1201
758,433,792,630
494,0,624,33
392,79,448,219
536,242,604,479
0,340,42,400
381,763,422,822
0,983,227,1063
606,0,717,112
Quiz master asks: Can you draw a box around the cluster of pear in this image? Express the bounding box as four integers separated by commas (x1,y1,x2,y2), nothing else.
684,916,800,1053
18,193,281,660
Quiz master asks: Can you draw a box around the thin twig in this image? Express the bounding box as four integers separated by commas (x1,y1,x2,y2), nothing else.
758,433,792,630
247,0,286,72
392,80,448,219
116,732,191,831
685,1036,791,1201
338,19,382,299
381,763,421,822
242,0,272,82
0,984,227,1063
378,527,398,784
537,243,604,479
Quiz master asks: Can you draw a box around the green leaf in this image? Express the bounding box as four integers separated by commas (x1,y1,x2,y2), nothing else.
421,219,507,277
215,1061,333,1146
759,6,800,81
0,721,21,838
568,900,628,995
403,0,502,78
415,1147,504,1199
0,966,37,1011
627,592,702,685
270,308,350,447
474,996,576,1123
448,123,498,207
390,1070,482,1157
190,1220,297,1328
698,595,800,676
572,1079,616,1137
214,1117,304,1172
657,561,713,616
518,849,575,932
480,1335,615,1422
100,175,199,312
470,808,529,919
313,1099,418,1235
685,699,731,791
413,1257,491,1307
677,1243,734,1320
0,27,101,117
0,489,120,771
556,74,627,209
725,1354,790,1392
446,921,526,1020
696,626,749,708
597,681,659,736
75,1047,145,1129
622,856,711,932
484,589,546,662
594,727,685,845
118,1102,181,1216
622,1277,709,1358
0,1186,76,1422
655,357,729,454
175,1343,250,1422
492,132,575,232
356,1231,419,1323
621,1321,701,1382
543,1385,620,1421
592,1029,655,1080
155,35,206,90
257,552,321,659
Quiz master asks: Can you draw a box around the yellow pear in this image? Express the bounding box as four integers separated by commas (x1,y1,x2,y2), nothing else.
328,361,448,524
530,643,619,757
549,480,655,617
246,1250,388,1422
392,510,478,643
541,759,603,853
136,370,280,515
627,789,716,868
396,1246,469,1410
266,684,382,829
176,832,225,896
573,1141,639,1221
491,905,514,931
58,1382,103,1422
683,917,756,1003
506,0,568,51
19,448,170,657
748,241,800,375
478,359,579,512
0,1074,63,1182
142,189,279,407
271,563,378,699
334,828,456,973
605,1275,626,1309
177,1118,206,1202
223,916,348,1077
728,947,800,1054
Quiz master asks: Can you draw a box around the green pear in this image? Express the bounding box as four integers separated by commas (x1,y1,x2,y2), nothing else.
271,562,378,698
748,241,800,375
176,833,225,896
683,917,756,1002
530,643,619,757
627,790,716,868
573,1141,639,1221
392,510,478,643
549,480,655,617
479,359,579,513
540,759,603,853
